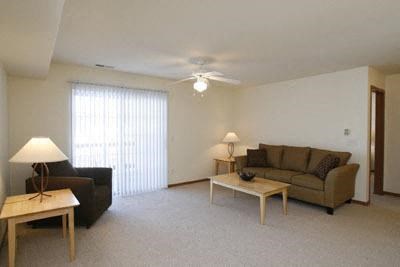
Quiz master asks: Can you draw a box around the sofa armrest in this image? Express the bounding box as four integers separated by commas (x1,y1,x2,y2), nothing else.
234,155,247,171
75,167,112,187
324,164,359,208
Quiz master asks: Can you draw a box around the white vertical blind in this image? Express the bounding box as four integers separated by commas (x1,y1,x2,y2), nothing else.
71,82,168,196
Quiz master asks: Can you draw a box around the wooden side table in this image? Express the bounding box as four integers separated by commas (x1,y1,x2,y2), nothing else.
214,157,236,175
0,189,80,267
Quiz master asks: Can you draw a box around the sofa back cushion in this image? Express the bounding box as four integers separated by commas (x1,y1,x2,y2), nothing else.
307,148,351,173
281,146,311,172
259,144,283,168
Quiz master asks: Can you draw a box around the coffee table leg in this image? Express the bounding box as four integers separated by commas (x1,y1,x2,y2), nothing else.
282,188,288,215
260,196,266,225
233,189,236,198
62,214,67,238
8,218,16,267
210,180,213,204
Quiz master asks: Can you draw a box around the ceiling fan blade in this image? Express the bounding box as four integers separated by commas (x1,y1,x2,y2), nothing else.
202,71,223,77
208,76,241,85
170,77,196,85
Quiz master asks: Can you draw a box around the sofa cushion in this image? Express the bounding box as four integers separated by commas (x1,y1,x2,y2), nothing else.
234,155,248,171
281,146,311,172
259,144,283,168
264,169,302,183
247,149,267,167
307,148,351,173
288,185,325,205
242,167,271,178
312,154,340,180
292,174,324,191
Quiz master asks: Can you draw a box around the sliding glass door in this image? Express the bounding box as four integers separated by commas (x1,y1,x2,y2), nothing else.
71,82,168,196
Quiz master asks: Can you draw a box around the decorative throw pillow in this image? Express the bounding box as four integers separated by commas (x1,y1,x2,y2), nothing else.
312,154,340,180
33,160,79,177
247,149,268,167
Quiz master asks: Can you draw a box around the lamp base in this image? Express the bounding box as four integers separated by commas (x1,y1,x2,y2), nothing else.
227,143,235,159
30,163,52,202
29,192,52,202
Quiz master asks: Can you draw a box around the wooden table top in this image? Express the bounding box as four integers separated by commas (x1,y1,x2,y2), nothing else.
214,157,236,162
209,173,290,195
0,189,80,220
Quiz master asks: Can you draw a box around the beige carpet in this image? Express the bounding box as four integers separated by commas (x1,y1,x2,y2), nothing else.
1,181,400,266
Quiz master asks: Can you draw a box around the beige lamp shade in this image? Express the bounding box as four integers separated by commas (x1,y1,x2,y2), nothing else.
222,132,240,143
9,137,68,163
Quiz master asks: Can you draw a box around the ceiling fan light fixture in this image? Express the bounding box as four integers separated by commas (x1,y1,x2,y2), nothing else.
193,77,208,92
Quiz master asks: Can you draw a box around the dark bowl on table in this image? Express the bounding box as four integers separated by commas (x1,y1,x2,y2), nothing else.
237,171,256,181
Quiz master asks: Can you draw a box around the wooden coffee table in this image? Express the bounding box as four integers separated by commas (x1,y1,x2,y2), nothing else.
0,189,80,267
209,173,290,224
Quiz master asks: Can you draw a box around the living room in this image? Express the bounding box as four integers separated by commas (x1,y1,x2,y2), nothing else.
1,1,400,266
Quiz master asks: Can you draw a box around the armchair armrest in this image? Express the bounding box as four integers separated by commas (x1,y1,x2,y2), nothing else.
324,164,359,208
234,155,247,171
75,167,112,187
76,167,113,215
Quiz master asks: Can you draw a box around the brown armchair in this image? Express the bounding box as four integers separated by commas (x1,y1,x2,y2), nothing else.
26,167,112,228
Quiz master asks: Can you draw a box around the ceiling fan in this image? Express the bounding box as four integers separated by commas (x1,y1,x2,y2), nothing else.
171,57,241,93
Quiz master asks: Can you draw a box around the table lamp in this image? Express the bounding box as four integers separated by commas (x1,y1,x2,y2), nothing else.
9,137,68,202
222,132,240,159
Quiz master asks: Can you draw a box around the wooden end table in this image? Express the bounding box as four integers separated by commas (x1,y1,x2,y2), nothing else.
214,157,236,175
0,189,80,267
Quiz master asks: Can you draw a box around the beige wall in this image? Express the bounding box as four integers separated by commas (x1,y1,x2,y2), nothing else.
8,63,233,194
8,63,389,202
384,74,400,194
0,62,9,240
233,67,370,202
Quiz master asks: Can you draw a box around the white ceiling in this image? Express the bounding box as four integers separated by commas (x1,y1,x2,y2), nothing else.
2,1,400,85
0,0,65,78
52,0,400,86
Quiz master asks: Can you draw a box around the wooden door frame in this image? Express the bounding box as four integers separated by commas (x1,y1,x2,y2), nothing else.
369,86,385,198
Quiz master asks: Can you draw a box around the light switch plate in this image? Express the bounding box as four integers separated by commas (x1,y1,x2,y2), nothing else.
344,129,350,136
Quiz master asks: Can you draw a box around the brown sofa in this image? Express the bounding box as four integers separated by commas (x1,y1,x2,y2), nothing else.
235,144,359,214
26,167,112,228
